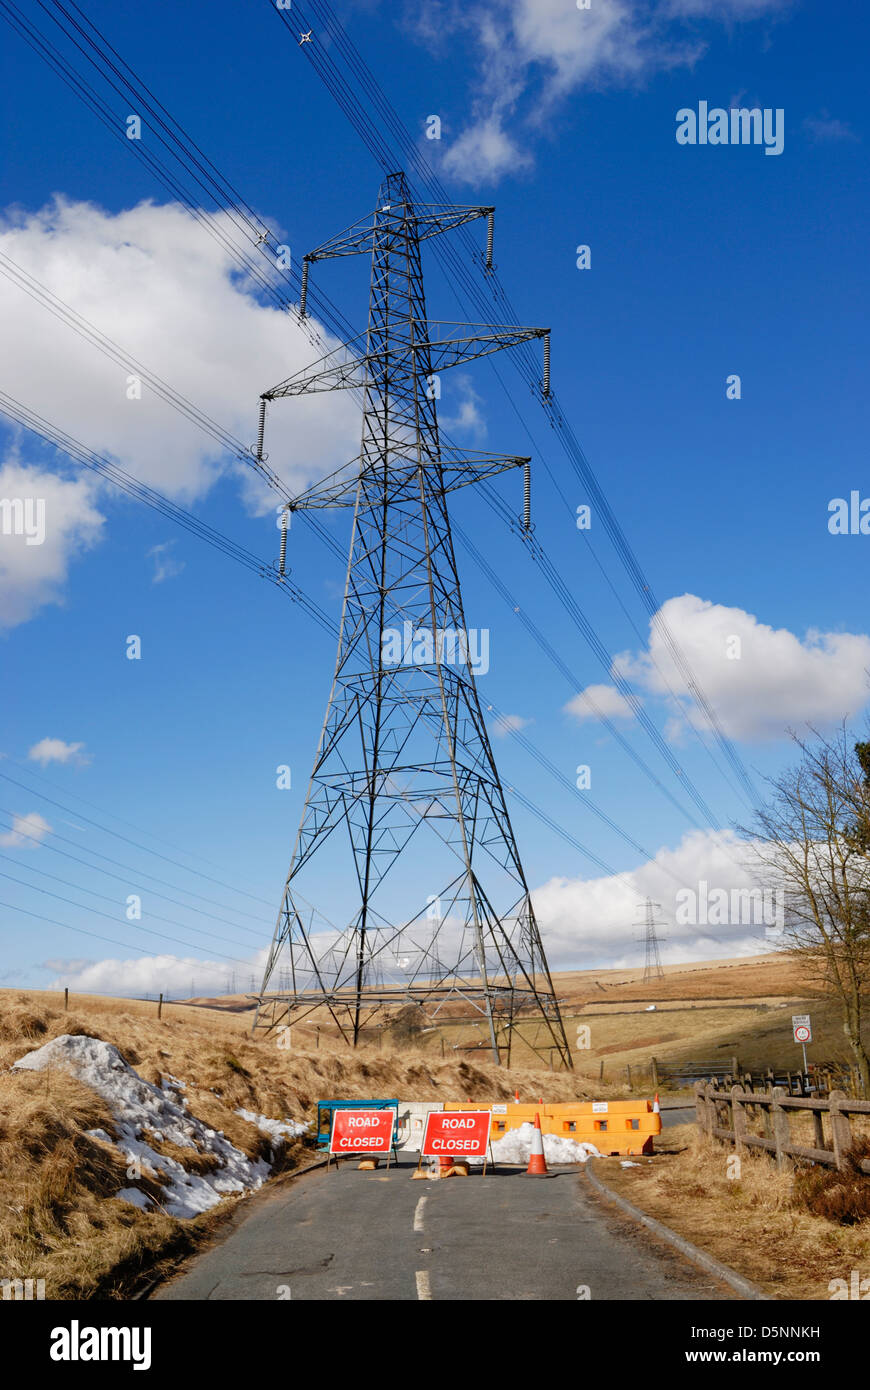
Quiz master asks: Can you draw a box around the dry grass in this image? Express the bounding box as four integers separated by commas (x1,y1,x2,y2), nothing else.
0,988,606,1300
598,1125,870,1300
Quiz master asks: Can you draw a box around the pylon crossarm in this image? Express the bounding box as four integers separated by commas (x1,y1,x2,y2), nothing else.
287,450,530,512
414,324,548,374
305,203,493,263
264,324,547,399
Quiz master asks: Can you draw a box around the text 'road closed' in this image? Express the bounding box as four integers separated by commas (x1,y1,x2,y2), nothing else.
329,1109,395,1154
421,1110,491,1157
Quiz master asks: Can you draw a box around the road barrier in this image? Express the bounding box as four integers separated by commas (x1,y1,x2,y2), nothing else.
441,1100,661,1156
316,1098,398,1149
395,1100,443,1151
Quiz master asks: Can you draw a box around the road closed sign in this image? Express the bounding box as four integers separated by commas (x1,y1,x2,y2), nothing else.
329,1109,395,1154
792,1014,813,1044
422,1110,491,1157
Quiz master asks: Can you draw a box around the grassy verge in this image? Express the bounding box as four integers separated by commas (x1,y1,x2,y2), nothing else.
596,1123,870,1300
0,989,604,1300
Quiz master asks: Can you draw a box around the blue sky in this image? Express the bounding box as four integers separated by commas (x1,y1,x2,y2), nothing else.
1,0,868,995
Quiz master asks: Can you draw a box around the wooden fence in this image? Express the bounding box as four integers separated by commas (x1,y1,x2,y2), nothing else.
651,1057,855,1096
695,1080,870,1173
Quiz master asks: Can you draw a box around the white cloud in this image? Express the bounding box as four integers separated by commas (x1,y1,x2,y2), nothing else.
533,827,776,969
27,737,90,767
613,594,870,743
802,110,859,144
0,457,104,627
438,374,488,440
0,810,52,848
147,540,185,584
564,682,637,723
44,950,267,999
416,0,790,183
490,711,533,737
37,827,778,984
0,198,360,625
442,113,533,184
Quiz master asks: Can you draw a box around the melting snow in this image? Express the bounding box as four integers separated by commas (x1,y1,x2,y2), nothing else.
13,1035,272,1219
235,1109,308,1149
471,1122,600,1166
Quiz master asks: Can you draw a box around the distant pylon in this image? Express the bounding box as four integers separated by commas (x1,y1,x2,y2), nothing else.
636,898,666,982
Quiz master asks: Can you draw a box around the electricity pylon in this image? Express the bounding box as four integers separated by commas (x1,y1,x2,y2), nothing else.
251,171,571,1069
637,899,666,983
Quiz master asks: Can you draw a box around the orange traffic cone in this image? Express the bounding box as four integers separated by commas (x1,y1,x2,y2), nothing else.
514,1089,520,1103
525,1112,548,1175
653,1093,660,1115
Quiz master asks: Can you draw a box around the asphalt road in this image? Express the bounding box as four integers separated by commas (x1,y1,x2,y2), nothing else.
154,1160,737,1302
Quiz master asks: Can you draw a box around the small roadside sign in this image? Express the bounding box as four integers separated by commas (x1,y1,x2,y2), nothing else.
329,1108,394,1155
792,1014,812,1044
421,1110,491,1157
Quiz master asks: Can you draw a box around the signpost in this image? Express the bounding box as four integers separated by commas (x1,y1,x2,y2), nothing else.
328,1108,396,1169
420,1110,493,1175
792,1014,812,1075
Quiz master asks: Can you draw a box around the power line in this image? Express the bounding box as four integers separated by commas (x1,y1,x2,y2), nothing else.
276,0,761,811
0,811,269,937
2,0,750,881
6,0,748,832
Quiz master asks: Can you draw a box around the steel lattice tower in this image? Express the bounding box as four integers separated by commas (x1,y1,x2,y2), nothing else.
637,899,666,983
250,172,572,1069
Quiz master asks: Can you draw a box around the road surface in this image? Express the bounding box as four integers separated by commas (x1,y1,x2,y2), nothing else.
154,1159,737,1302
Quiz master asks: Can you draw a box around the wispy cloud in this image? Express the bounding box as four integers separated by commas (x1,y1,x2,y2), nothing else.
147,540,185,585
409,0,793,184
0,810,52,848
490,711,533,737
28,737,91,767
802,110,859,144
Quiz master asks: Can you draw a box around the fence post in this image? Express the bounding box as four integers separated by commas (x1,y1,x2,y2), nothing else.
599,1059,605,1083
157,993,163,1020
829,1090,852,1172
762,1095,773,1143
694,1080,707,1134
651,1056,659,1089
731,1085,747,1153
812,1104,825,1153
703,1082,714,1136
731,1055,739,1079
771,1086,791,1170
64,987,68,1011
626,1064,632,1088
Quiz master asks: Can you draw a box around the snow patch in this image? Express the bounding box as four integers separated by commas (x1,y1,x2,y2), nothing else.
235,1109,308,1148
116,1187,153,1210
13,1034,271,1218
472,1122,601,1166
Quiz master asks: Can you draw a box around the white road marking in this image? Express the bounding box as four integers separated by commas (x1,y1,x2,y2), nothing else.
415,1269,432,1301
413,1194,427,1232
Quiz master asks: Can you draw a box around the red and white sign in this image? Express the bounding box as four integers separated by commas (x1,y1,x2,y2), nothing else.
329,1109,395,1154
792,1014,813,1045
421,1110,491,1157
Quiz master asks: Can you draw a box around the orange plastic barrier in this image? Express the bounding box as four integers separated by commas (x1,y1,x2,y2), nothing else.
441,1100,661,1156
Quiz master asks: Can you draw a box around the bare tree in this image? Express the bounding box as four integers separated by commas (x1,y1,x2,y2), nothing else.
741,725,870,1094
